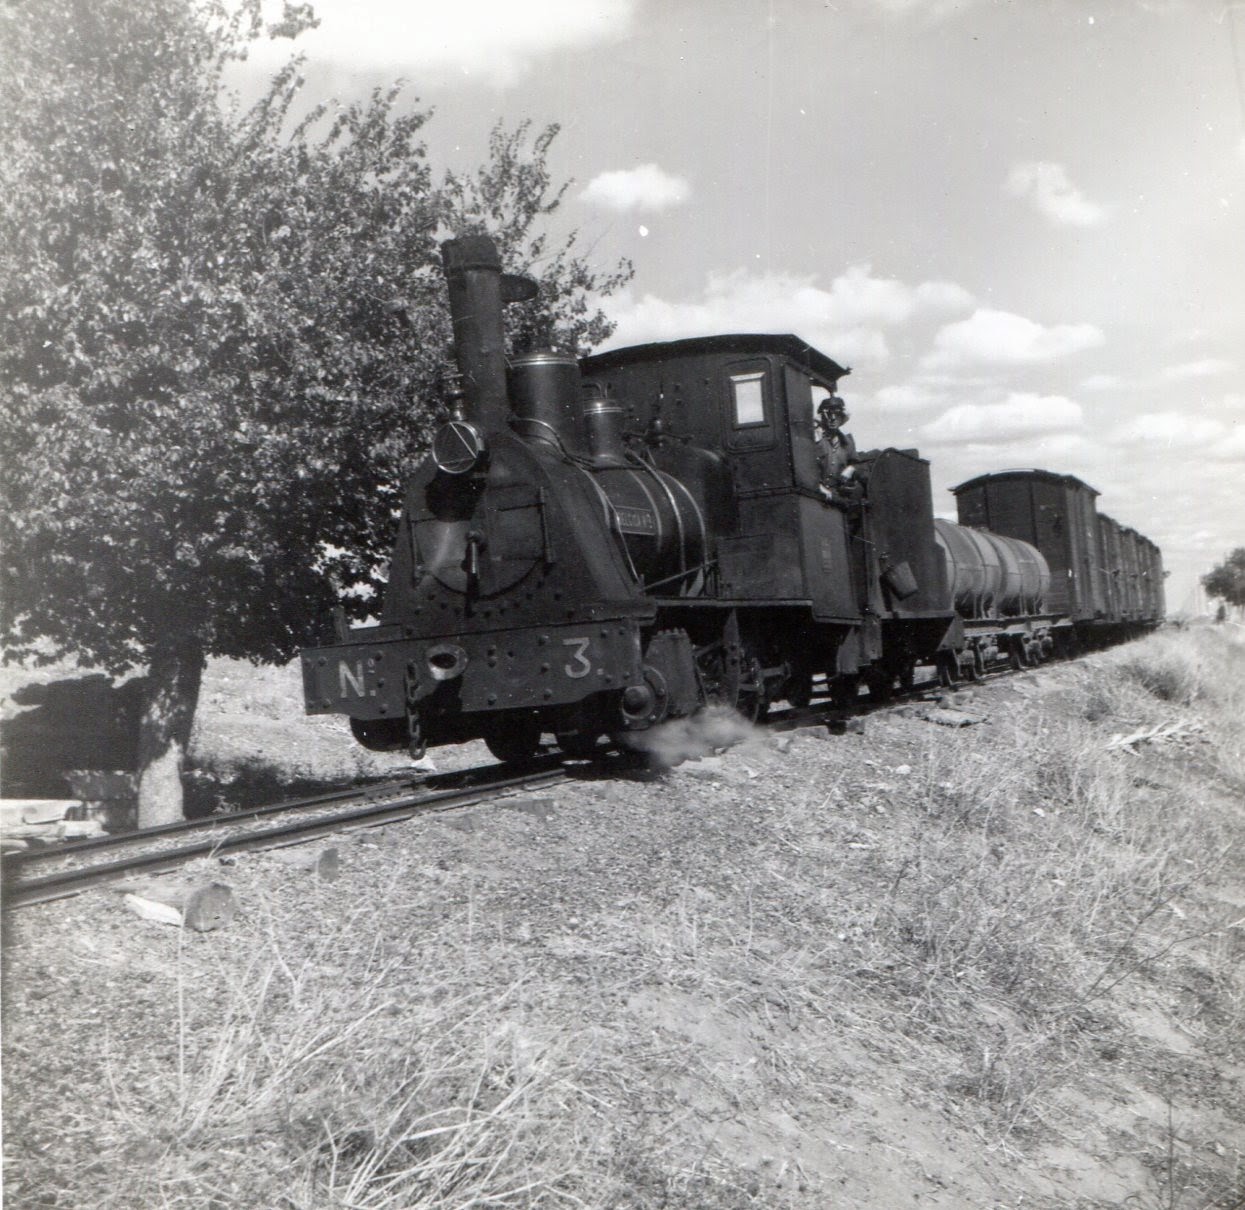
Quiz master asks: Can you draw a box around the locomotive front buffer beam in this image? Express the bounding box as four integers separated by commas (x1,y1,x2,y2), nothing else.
302,616,705,757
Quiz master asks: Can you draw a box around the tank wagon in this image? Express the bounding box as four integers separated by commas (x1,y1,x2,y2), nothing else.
301,235,1164,761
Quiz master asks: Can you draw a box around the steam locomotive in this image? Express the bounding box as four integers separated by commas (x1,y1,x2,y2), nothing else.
300,235,1164,762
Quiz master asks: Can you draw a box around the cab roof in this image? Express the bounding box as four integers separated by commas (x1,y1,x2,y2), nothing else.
581,334,850,386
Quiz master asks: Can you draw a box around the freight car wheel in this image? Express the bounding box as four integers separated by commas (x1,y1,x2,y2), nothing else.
936,652,960,689
1007,636,1029,671
484,718,542,764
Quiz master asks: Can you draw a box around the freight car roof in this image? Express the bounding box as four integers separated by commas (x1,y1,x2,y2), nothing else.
951,468,1101,496
580,334,850,384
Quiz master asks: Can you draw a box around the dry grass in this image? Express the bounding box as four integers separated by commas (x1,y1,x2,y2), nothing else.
1099,625,1245,786
865,629,1245,1164
538,629,1242,1156
7,626,1244,1208
91,885,602,1209
78,883,773,1208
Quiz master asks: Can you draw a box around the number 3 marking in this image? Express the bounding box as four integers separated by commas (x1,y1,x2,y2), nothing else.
562,637,592,678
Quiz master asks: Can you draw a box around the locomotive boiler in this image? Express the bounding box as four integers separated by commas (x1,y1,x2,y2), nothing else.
301,234,1164,761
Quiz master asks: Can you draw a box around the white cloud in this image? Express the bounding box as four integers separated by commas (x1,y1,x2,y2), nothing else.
917,393,1084,445
579,164,691,212
246,0,635,83
1159,358,1236,381
601,265,973,367
923,308,1105,370
1081,373,1125,391
1004,161,1110,227
1112,414,1245,462
826,266,974,326
1110,410,1228,448
1209,425,1245,461
870,382,951,413
863,0,985,17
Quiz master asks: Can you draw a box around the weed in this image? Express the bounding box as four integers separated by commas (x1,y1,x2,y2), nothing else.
855,631,1245,1143
90,890,601,1209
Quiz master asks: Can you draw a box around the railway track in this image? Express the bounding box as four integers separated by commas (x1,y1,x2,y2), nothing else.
0,662,1003,913
1,758,570,910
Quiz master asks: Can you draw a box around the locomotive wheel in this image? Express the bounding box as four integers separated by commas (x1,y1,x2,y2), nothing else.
832,674,862,707
736,652,767,723
694,615,765,721
696,643,731,708
784,663,814,709
350,716,408,752
483,718,542,764
555,729,602,758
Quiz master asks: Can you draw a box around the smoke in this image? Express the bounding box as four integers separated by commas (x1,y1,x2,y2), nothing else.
619,705,763,769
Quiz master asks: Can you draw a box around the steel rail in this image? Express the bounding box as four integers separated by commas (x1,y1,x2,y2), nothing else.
3,780,411,870
3,764,570,910
2,755,561,874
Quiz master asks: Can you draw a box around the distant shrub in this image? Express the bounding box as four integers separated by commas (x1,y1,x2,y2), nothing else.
1115,644,1203,705
1083,629,1245,784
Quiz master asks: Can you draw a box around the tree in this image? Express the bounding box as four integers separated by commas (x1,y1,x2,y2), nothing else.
0,0,630,824
1202,549,1245,620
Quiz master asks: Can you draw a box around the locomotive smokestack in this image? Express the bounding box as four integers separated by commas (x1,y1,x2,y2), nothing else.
441,236,507,435
440,235,537,435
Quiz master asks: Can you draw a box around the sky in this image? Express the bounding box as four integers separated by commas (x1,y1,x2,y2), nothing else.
243,0,1245,615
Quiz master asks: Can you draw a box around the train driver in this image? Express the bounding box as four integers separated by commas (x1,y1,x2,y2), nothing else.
815,393,858,497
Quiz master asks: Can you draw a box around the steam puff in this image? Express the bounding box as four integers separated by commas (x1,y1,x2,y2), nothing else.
620,705,760,768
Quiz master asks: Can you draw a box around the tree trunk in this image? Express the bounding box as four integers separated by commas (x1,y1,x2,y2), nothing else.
136,642,204,828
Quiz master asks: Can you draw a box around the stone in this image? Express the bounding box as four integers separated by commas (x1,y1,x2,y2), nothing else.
500,796,556,821
117,878,237,931
269,845,340,880
923,709,985,728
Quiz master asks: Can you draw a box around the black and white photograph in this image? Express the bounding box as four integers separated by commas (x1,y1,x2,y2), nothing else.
2,0,1244,1205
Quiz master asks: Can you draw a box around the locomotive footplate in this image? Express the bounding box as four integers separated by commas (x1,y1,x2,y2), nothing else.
302,619,646,721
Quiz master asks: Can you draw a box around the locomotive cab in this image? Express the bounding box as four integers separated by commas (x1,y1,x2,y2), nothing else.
581,338,958,694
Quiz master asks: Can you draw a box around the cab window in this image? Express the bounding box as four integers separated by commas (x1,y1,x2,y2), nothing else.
724,359,774,452
730,371,766,427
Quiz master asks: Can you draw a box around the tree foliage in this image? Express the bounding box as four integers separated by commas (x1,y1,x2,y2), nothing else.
1202,549,1245,612
0,0,630,820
